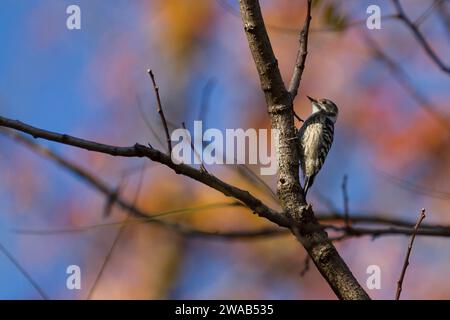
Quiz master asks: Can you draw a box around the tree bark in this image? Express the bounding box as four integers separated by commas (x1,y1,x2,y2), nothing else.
239,0,370,300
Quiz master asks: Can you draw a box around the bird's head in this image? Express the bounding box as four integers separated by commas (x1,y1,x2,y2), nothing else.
307,96,339,123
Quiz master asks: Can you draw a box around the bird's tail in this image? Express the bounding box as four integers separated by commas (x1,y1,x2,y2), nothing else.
303,175,315,198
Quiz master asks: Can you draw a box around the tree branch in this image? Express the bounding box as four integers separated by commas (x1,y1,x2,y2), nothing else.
216,0,397,34
87,162,146,300
0,241,48,299
7,125,450,243
364,35,450,131
239,0,370,299
1,127,291,240
341,175,350,229
395,208,426,300
288,0,312,99
392,0,450,75
0,116,288,229
147,69,172,154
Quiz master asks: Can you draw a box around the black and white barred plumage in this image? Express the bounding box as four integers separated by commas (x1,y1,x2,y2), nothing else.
298,96,339,197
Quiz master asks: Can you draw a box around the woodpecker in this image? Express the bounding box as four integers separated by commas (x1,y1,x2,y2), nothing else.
298,96,339,197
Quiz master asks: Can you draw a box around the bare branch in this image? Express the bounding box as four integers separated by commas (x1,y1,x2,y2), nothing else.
87,163,146,299
182,121,208,173
392,0,450,75
341,175,350,229
414,0,442,26
136,94,165,149
4,128,448,243
293,111,304,123
310,15,398,33
328,223,450,239
197,78,217,122
377,169,450,201
13,202,450,240
103,180,127,218
239,0,370,300
365,36,450,131
0,241,48,299
437,1,450,39
395,208,426,300
194,78,280,202
235,164,279,203
0,118,287,228
147,69,172,154
299,255,310,277
216,0,397,34
288,0,312,99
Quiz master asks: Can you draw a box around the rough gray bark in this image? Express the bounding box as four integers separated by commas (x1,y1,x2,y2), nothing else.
239,0,370,300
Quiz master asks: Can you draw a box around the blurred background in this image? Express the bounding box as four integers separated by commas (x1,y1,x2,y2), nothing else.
0,0,449,299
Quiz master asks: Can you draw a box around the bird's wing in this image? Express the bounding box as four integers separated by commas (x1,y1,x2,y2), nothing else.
298,114,334,177
298,113,323,176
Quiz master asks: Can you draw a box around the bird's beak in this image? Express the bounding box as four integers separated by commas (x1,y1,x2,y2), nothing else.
307,95,317,103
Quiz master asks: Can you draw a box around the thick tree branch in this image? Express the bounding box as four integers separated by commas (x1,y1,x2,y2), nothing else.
239,0,370,299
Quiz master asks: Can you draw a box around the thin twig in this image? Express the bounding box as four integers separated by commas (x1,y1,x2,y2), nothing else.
314,190,341,213
103,180,127,218
236,164,278,202
13,208,450,240
293,111,304,123
198,78,217,123
414,0,442,26
395,208,426,300
136,94,164,149
182,122,208,173
147,69,172,154
197,79,279,202
216,0,397,34
392,0,450,74
326,223,445,239
377,168,450,201
299,255,310,277
87,162,146,299
364,35,450,131
12,202,243,234
288,0,312,99
437,1,450,39
341,175,350,229
117,162,154,180
0,241,48,299
310,15,398,33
